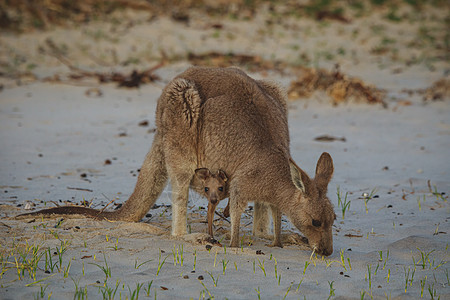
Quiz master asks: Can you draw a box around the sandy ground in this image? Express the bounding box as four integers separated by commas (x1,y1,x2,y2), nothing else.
1,3,449,299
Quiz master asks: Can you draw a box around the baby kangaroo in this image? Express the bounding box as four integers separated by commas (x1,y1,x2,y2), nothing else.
194,168,229,237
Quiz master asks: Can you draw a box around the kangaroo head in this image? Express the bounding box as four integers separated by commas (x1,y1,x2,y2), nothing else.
194,168,228,204
288,153,336,256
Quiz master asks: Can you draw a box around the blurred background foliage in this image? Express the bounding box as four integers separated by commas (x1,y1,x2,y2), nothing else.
1,0,448,32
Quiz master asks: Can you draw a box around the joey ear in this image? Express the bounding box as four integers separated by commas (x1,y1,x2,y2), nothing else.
195,168,211,181
289,159,306,193
315,152,334,184
217,170,228,182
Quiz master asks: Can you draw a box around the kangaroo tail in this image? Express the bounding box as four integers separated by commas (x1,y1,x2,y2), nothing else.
15,206,111,220
15,132,168,222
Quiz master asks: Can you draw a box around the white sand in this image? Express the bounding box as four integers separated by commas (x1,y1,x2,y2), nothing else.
1,4,449,299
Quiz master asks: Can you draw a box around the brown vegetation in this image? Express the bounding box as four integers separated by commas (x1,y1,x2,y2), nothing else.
288,65,386,106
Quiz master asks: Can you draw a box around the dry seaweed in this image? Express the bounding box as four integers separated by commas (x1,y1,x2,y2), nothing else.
288,64,386,106
40,38,161,87
422,78,449,101
403,78,449,102
314,135,346,142
187,52,285,73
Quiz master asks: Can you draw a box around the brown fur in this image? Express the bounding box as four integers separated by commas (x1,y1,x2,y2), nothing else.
192,168,229,237
16,66,335,256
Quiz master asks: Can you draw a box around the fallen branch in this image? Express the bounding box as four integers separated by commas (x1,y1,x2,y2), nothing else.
214,211,231,223
42,38,162,88
67,187,93,192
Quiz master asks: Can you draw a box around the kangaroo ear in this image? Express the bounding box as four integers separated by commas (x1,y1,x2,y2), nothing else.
195,168,211,181
289,159,306,193
166,78,202,128
217,170,228,182
315,152,334,183
315,152,334,195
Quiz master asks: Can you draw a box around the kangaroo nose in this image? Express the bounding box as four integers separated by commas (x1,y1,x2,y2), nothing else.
210,194,218,204
320,248,333,257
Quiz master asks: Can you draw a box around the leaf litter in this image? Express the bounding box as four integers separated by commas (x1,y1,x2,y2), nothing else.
288,64,386,106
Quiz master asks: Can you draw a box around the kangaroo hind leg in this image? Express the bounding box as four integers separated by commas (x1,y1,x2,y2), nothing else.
268,204,283,248
252,202,271,238
170,174,192,236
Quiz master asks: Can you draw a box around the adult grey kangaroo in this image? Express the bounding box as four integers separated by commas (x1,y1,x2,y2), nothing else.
16,66,336,256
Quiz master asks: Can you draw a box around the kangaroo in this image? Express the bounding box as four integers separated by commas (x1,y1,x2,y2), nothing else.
16,66,336,256
192,168,229,237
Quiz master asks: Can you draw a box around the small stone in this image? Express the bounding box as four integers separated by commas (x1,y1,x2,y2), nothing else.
138,120,149,127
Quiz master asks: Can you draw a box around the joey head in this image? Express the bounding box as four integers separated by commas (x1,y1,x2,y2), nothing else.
194,168,229,237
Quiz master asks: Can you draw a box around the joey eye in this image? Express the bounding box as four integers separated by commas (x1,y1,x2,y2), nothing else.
218,187,224,192
204,187,209,193
312,219,322,228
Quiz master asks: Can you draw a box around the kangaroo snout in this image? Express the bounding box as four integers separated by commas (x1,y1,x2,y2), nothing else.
309,241,333,257
321,247,333,257
308,229,333,257
210,197,218,205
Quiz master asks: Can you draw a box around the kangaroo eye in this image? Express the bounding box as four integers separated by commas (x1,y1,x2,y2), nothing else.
312,219,322,228
204,187,209,193
218,187,223,192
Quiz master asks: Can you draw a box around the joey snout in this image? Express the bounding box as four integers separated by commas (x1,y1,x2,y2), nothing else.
209,193,219,204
